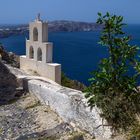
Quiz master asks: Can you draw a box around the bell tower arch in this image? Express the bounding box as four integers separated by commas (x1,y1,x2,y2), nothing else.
29,14,48,43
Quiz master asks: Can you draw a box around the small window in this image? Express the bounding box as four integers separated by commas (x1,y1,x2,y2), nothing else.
33,27,38,41
29,46,34,59
37,48,42,61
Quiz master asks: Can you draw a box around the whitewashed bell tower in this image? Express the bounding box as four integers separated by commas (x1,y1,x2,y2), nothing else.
20,14,61,84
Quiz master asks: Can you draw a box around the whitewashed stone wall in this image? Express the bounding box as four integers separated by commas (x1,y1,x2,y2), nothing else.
8,65,112,139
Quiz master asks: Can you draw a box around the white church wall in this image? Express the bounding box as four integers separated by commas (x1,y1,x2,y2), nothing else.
20,56,61,84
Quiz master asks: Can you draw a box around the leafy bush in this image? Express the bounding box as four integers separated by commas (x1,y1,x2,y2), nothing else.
85,12,140,133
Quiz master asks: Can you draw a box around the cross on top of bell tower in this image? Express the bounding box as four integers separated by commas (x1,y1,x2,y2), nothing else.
36,13,41,21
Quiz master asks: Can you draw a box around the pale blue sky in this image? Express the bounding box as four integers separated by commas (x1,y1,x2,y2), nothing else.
1,0,140,24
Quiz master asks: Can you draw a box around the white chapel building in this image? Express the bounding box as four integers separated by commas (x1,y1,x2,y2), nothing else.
20,14,61,84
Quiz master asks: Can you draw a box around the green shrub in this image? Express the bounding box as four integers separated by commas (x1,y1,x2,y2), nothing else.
85,12,140,133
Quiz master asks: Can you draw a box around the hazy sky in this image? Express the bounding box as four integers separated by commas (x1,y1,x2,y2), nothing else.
0,0,140,24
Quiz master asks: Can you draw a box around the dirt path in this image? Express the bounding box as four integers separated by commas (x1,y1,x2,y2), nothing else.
0,93,93,140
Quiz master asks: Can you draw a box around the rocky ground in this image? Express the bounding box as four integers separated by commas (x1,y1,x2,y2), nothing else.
0,93,94,140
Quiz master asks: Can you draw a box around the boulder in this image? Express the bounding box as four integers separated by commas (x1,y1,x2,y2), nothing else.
0,61,18,104
0,61,17,87
0,45,19,68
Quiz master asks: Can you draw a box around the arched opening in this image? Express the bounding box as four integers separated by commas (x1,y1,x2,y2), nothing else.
37,48,42,61
29,46,34,59
33,27,38,41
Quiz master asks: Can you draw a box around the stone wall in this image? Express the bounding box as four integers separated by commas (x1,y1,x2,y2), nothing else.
7,64,112,139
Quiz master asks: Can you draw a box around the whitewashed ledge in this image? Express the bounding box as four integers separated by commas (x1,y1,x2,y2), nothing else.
7,64,112,139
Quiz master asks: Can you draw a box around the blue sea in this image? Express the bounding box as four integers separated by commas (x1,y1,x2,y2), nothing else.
0,25,140,85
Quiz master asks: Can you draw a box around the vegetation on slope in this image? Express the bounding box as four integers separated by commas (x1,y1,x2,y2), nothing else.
85,12,140,136
61,72,86,92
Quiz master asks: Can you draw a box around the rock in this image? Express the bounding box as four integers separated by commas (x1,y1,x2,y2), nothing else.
16,123,74,140
0,61,21,104
0,61,17,88
0,45,19,68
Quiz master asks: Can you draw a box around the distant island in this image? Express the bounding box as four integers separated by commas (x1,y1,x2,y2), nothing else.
0,20,103,38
